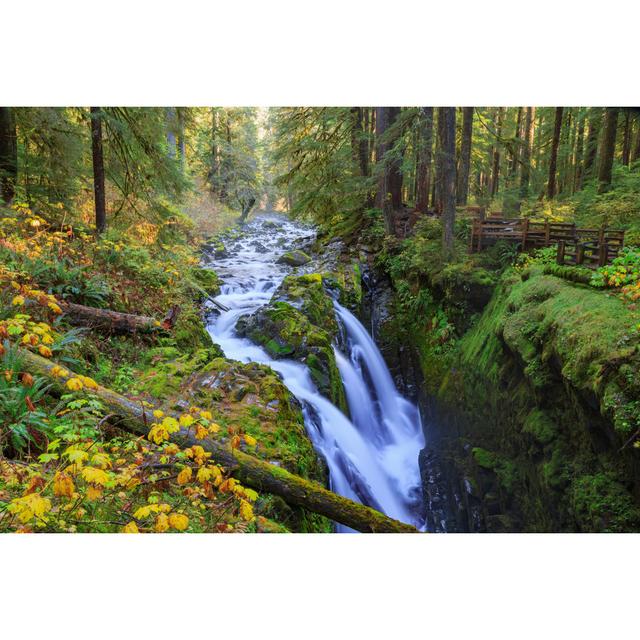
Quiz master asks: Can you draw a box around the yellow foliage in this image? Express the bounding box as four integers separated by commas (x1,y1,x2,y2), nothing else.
8,493,52,524
168,513,189,531
81,466,109,486
53,472,75,498
239,500,254,522
177,466,193,485
122,521,139,533
155,513,169,532
179,414,195,428
65,377,84,391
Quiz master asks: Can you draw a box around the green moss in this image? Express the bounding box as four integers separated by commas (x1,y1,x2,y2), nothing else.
522,409,557,445
172,303,214,353
571,472,640,532
189,266,221,296
472,447,498,469
236,278,348,412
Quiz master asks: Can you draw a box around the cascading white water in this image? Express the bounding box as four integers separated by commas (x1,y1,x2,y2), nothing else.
203,214,425,531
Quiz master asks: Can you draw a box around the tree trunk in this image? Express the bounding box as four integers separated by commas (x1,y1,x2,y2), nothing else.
0,107,17,204
519,107,534,200
439,107,456,259
583,107,602,181
177,107,186,173
456,107,473,206
90,107,107,234
490,107,504,198
238,197,257,224
597,107,619,194
375,106,402,235
573,110,586,192
621,110,631,166
61,302,180,333
415,107,434,213
632,113,640,164
20,350,417,533
209,108,219,194
165,107,177,158
508,107,523,184
547,106,563,199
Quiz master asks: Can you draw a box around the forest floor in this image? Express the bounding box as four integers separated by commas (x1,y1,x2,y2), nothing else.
0,199,317,533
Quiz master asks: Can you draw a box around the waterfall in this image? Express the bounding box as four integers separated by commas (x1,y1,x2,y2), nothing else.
204,215,425,531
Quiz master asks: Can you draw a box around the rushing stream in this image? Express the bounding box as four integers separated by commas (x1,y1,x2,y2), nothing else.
203,214,426,531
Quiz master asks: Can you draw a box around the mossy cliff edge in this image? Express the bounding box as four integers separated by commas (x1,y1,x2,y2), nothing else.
382,258,640,532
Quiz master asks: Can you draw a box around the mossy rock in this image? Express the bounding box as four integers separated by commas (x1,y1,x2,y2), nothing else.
173,304,214,353
189,266,221,297
276,249,311,266
522,409,557,445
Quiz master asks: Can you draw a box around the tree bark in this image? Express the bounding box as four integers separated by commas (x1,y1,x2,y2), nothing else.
20,350,417,533
456,107,473,206
597,107,619,194
519,107,534,200
375,107,402,235
583,107,602,181
490,107,504,198
177,107,186,173
632,113,640,164
60,302,180,333
439,107,456,259
547,106,563,199
415,107,434,213
209,108,219,194
621,110,631,166
573,109,586,192
90,107,107,234
0,107,17,204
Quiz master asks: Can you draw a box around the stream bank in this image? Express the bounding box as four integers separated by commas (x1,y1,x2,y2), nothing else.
369,251,640,532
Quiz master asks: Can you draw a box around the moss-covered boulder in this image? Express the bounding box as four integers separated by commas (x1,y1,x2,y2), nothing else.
276,249,311,266
172,303,214,353
235,274,347,413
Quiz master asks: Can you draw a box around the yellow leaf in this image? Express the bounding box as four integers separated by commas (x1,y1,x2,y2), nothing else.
91,452,112,469
81,466,109,486
65,377,84,391
122,521,139,533
152,409,164,419
177,466,193,485
65,447,89,465
168,513,189,531
38,345,53,358
196,466,212,483
239,500,254,521
155,513,169,532
86,485,103,501
179,414,195,428
8,493,52,524
53,472,75,498
194,424,208,440
244,434,257,447
200,410,213,421
12,295,25,306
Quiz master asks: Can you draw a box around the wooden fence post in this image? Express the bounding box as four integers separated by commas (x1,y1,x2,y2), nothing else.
557,240,565,265
576,243,585,265
522,218,530,250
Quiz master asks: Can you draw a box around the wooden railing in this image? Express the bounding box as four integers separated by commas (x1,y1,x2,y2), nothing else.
469,218,625,267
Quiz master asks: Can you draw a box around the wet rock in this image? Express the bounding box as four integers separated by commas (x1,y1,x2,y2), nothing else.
277,249,311,266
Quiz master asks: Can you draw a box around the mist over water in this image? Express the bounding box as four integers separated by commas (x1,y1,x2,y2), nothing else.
203,215,425,531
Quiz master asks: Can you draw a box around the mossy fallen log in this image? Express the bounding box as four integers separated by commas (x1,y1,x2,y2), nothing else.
61,302,180,333
20,349,417,533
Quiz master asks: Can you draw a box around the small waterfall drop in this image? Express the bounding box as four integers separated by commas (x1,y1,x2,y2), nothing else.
203,215,425,531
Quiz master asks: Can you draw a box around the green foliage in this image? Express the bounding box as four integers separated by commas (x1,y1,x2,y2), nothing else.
0,342,52,453
590,246,640,288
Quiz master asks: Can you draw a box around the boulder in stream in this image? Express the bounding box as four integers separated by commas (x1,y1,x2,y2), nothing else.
276,249,311,266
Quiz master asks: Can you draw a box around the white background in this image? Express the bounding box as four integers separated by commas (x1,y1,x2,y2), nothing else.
2,1,639,638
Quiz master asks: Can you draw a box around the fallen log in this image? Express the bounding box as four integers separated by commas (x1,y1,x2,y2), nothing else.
20,349,417,533
60,302,180,333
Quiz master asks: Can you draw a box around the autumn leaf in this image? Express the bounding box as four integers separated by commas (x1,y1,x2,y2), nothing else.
168,513,189,531
53,472,75,498
177,466,193,485
122,521,139,533
81,466,109,486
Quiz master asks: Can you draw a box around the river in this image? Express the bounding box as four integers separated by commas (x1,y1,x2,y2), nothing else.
202,214,426,531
